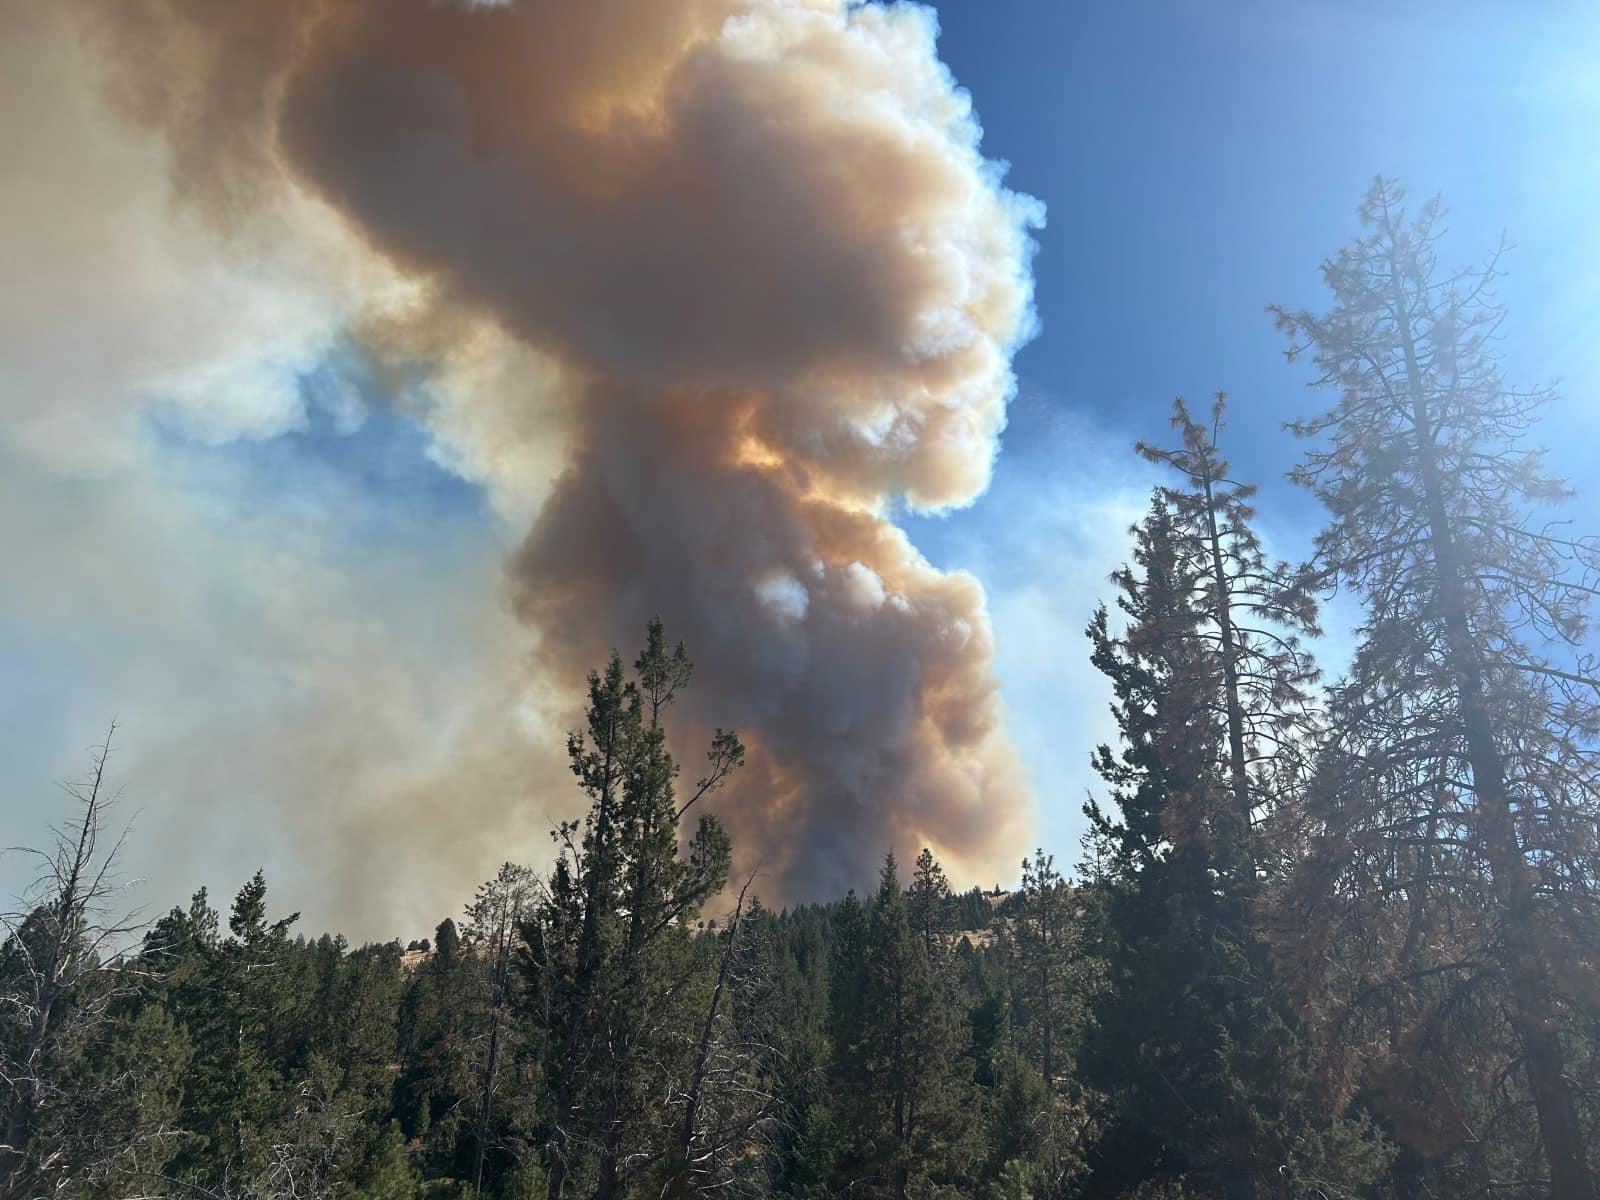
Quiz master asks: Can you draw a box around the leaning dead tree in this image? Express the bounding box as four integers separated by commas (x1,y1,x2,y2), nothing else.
663,867,782,1199
0,724,152,1199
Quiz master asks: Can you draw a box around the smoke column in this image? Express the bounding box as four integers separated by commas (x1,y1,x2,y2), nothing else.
67,0,1045,901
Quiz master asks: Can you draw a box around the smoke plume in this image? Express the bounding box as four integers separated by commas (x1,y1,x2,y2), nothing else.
16,0,1044,909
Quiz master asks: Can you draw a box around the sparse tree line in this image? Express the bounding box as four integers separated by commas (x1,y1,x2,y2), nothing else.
5,178,1600,1200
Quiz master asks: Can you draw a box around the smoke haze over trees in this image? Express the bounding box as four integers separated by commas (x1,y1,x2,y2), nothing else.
6,179,1600,1199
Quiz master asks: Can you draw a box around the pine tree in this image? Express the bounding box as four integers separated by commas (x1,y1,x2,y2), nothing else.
170,873,302,1187
1135,394,1321,877
814,888,870,1192
1273,177,1600,1199
464,862,538,1196
1081,499,1383,1200
1011,850,1078,1099
1003,850,1094,1200
395,917,478,1177
1086,498,1223,870
534,647,635,1200
528,619,741,1199
908,847,952,954
857,853,974,1200
319,942,412,1198
740,899,830,1200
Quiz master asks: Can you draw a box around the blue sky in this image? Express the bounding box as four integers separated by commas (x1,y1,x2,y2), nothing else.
906,0,1600,859
928,0,1600,465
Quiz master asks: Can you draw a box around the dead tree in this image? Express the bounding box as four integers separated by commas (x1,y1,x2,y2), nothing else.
1,724,148,1198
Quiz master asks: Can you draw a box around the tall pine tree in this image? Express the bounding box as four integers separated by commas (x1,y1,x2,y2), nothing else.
1274,177,1600,1199
1082,497,1382,1200
1135,394,1321,878
527,619,740,1200
857,853,974,1200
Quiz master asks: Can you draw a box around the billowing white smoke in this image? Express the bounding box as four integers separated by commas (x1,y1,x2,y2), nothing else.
4,0,1044,919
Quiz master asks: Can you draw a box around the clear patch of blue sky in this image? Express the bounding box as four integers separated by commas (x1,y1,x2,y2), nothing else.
927,0,1600,486
145,352,493,548
907,0,1600,860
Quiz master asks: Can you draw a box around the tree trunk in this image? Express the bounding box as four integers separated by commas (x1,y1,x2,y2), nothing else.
551,726,622,1200
668,875,753,1199
472,926,511,1198
892,962,908,1200
1039,957,1053,1089
1390,1144,1426,1200
0,746,103,1199
1201,468,1253,862
547,1153,569,1200
593,1048,623,1200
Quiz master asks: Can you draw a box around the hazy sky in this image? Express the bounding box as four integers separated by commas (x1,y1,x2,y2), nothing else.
4,0,1597,934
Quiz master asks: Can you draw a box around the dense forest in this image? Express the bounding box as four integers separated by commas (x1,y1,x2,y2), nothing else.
6,179,1600,1200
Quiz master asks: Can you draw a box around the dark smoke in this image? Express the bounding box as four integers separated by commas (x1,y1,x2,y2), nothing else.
71,0,1045,900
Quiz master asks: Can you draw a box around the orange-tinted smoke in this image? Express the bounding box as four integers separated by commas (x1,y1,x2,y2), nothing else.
82,0,1044,898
